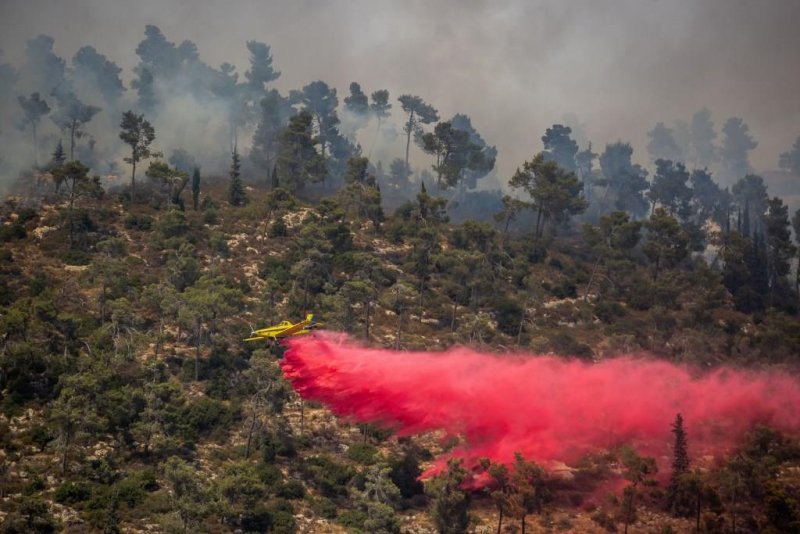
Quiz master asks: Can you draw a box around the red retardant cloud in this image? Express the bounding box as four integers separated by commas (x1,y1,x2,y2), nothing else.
281,333,800,475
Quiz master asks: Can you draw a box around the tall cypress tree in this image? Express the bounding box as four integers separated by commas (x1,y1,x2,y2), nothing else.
191,167,200,211
228,148,247,206
271,162,279,189
667,413,690,514
764,197,797,307
51,139,66,167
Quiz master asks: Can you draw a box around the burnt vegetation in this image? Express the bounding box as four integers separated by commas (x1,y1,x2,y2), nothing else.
0,25,799,533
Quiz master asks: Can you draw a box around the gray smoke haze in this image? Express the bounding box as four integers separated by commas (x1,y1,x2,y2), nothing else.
1,0,798,187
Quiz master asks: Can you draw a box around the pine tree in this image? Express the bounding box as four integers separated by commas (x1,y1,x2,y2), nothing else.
620,446,657,534
275,111,326,192
18,92,50,167
119,110,156,205
398,94,439,177
191,167,200,211
507,453,550,534
509,152,588,257
228,148,247,206
427,459,470,534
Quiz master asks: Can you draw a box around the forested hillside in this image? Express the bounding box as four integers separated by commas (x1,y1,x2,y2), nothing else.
1,22,800,534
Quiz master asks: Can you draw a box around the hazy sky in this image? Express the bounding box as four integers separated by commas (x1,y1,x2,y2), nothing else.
1,0,798,180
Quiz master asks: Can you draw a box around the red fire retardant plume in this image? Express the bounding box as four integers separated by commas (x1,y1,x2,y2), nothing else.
281,333,800,475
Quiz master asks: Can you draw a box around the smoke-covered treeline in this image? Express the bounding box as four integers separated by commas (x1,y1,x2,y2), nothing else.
2,23,799,213
0,26,505,205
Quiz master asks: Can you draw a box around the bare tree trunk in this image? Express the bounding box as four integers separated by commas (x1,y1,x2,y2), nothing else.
130,151,137,205
501,214,512,250
624,490,635,534
364,300,370,340
100,281,107,323
194,323,201,381
496,506,503,534
367,117,382,159
155,318,163,356
245,396,259,458
584,255,603,300
532,208,544,255
404,111,415,178
300,398,305,436
395,314,402,350
516,306,526,346
70,121,76,160
695,489,701,532
61,429,71,475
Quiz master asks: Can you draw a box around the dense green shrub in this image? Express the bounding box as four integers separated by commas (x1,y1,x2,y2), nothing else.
27,272,48,297
259,256,292,286
25,424,53,452
277,480,306,500
347,442,378,465
324,222,353,251
61,248,92,265
0,223,26,242
203,208,219,225
337,508,369,530
269,217,288,237
594,300,626,323
156,210,189,238
55,480,93,504
261,426,297,461
240,506,274,533
256,463,284,488
209,231,230,257
113,471,157,508
493,296,524,336
308,496,338,519
23,476,46,495
1,497,58,533
302,455,356,498
15,207,37,223
266,187,297,212
200,195,220,210
123,213,153,231
179,396,238,441
549,279,578,299
548,331,594,360
389,446,426,499
0,275,12,305
0,341,62,408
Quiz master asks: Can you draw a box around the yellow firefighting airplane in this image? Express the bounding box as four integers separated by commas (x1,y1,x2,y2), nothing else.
244,314,323,342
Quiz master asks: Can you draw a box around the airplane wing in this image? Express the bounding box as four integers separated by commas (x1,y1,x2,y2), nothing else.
276,316,312,338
